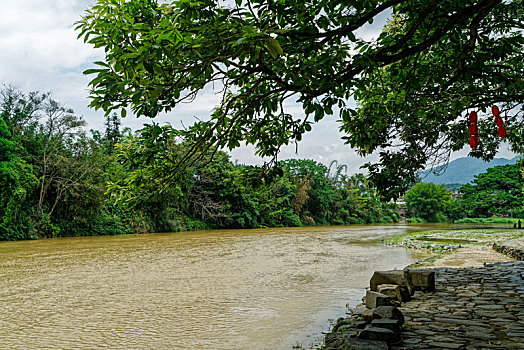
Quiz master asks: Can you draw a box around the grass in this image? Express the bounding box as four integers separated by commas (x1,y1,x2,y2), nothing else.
386,227,524,268
385,228,524,250
454,217,524,224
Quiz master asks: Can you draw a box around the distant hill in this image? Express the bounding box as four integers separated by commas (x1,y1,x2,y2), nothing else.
420,156,519,185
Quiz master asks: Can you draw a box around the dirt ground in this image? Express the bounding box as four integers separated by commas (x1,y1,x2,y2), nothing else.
426,244,514,268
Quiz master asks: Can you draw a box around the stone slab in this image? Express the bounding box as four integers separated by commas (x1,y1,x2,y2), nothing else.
366,290,391,308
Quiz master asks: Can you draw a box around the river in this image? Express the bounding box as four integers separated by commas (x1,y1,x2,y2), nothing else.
0,224,438,349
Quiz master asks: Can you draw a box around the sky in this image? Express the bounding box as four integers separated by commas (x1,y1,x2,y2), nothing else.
0,0,516,174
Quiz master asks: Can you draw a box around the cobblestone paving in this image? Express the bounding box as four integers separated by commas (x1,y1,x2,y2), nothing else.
393,262,524,349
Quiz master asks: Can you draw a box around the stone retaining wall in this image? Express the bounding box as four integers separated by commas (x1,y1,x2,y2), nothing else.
492,242,524,261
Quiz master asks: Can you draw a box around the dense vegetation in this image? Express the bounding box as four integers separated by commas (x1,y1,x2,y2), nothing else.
0,87,399,241
404,161,524,223
2,85,521,239
404,183,451,223
454,162,524,219
3,1,523,239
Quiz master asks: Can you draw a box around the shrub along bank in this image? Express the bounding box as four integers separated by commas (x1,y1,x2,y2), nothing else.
0,87,398,241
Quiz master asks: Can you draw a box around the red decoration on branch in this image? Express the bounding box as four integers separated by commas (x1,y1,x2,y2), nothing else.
469,111,478,123
468,111,478,150
469,135,479,149
468,106,507,148
492,105,506,140
498,126,507,138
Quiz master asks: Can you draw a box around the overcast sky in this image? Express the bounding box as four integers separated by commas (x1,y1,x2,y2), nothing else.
0,0,515,174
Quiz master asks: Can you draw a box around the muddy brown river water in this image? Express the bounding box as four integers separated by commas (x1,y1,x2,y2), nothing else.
0,224,439,349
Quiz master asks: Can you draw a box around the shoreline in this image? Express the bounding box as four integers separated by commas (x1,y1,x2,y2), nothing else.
308,229,524,349
386,227,523,269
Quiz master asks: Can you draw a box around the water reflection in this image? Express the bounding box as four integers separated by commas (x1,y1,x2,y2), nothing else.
0,225,434,349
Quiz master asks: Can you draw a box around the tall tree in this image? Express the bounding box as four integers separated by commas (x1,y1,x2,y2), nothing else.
104,112,122,154
78,0,523,198
33,99,86,223
405,182,451,222
0,87,113,238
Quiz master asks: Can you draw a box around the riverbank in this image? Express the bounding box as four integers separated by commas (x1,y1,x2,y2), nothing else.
394,230,524,348
310,228,524,349
385,227,524,268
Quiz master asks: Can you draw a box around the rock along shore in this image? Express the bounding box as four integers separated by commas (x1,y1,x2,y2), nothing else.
317,261,524,349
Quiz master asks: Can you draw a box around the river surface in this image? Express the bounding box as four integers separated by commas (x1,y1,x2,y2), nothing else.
0,224,442,349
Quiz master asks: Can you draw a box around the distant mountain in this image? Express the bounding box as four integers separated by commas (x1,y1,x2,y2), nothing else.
420,156,519,185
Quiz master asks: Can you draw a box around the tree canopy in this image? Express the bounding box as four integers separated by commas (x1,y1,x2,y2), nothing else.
460,162,523,217
404,182,451,222
77,0,524,199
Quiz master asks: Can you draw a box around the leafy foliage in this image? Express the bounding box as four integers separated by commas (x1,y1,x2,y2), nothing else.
0,118,38,240
460,162,523,217
108,125,399,230
405,182,451,222
1,86,403,241
77,0,524,199
0,87,127,239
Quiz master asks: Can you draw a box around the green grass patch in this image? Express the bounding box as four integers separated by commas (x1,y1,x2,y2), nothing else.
454,217,524,224
414,237,474,244
385,228,524,248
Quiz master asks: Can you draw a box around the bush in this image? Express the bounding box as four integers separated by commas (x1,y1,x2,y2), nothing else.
407,217,427,223
379,215,394,223
511,208,524,218
454,217,523,224
169,214,209,231
33,213,61,238
87,211,133,236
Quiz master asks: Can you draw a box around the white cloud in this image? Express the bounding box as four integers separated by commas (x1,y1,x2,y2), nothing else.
0,0,102,126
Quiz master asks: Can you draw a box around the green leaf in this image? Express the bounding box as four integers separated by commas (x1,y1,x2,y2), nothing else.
83,69,104,75
236,37,248,45
264,37,283,58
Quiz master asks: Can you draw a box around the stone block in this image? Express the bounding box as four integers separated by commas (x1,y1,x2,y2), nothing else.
333,317,352,332
408,270,436,292
372,306,405,326
370,270,414,300
377,283,403,301
371,319,401,333
362,309,374,323
333,318,367,332
351,304,368,316
357,326,400,343
366,290,391,309
325,337,388,350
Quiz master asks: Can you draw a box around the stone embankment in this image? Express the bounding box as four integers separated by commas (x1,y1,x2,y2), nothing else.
492,243,524,261
320,261,524,349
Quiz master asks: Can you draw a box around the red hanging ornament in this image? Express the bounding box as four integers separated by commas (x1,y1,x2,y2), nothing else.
498,126,507,139
492,105,500,116
469,135,479,149
469,111,478,123
495,116,504,127
469,111,479,150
